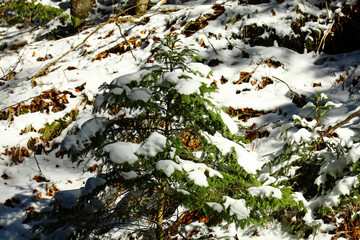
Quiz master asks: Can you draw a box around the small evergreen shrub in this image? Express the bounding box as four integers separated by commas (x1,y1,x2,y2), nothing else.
33,35,298,239
266,93,360,235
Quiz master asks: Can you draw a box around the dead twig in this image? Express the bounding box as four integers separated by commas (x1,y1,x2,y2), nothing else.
233,59,266,84
33,153,44,177
317,1,335,54
1,51,24,81
272,76,299,98
224,37,244,50
201,30,217,54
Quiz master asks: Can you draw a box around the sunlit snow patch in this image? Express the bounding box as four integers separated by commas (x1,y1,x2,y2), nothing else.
161,72,202,95
323,176,359,207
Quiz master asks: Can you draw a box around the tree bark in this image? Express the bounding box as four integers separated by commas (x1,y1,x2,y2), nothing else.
70,0,96,27
135,0,149,15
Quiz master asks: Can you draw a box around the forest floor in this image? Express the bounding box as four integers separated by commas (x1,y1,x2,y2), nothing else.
1,0,360,239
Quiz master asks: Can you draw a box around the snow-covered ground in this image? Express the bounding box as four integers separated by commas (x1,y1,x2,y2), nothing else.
0,0,360,239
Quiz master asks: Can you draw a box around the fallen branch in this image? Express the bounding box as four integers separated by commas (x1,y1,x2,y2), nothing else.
325,108,360,136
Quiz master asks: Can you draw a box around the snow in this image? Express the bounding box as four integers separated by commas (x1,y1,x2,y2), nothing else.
54,189,82,209
156,158,223,187
248,186,282,199
205,132,262,174
162,72,202,94
323,176,359,208
61,117,109,154
156,159,182,177
187,169,209,187
345,143,360,164
289,128,313,145
127,88,153,102
136,132,167,158
103,142,139,165
220,110,239,134
206,202,223,213
120,171,138,180
179,159,223,179
223,196,250,220
54,177,106,208
83,177,106,195
0,0,360,238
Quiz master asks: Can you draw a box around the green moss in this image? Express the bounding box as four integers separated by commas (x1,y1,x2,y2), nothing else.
38,110,78,143
2,0,63,26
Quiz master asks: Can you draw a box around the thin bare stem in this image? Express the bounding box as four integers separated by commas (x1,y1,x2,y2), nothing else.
115,21,137,61
33,152,44,176
272,76,299,97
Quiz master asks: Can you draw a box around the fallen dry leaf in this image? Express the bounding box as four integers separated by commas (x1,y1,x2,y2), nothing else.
33,175,49,182
1,173,10,180
233,71,251,84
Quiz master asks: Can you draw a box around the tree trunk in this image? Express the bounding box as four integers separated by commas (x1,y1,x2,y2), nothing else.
156,179,167,240
134,0,149,15
70,0,96,27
